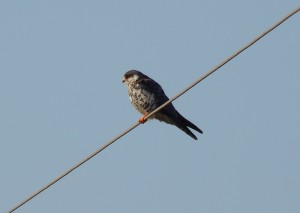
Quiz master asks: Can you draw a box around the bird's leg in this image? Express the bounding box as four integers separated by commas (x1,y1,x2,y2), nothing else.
138,113,148,124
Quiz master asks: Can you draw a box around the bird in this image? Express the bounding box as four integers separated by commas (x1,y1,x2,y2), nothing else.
122,70,203,140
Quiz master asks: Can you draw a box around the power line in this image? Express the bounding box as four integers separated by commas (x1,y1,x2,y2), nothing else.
8,6,300,213
144,7,300,121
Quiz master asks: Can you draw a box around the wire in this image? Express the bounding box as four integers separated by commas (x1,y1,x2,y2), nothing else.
8,6,300,213
144,7,300,121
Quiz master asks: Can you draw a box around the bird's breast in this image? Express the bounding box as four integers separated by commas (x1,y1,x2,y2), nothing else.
128,87,156,114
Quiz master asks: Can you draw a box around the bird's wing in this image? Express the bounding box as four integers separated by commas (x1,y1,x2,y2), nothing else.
138,78,177,116
138,78,168,104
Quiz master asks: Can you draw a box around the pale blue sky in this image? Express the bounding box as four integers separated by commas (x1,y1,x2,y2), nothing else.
1,1,299,213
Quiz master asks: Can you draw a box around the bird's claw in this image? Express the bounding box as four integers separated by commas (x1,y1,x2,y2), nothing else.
138,114,148,124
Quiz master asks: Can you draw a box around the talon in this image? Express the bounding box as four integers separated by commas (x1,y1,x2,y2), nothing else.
138,113,148,124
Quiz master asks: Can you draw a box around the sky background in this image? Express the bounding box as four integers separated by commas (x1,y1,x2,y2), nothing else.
1,1,299,213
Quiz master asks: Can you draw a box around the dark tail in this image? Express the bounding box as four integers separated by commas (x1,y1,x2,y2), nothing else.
174,111,203,140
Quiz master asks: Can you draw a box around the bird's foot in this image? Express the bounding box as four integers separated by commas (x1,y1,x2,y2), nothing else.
138,113,148,124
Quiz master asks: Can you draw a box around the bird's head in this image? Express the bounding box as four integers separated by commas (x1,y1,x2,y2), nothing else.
122,70,148,86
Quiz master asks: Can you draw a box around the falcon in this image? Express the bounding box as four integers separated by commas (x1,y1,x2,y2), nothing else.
122,70,203,140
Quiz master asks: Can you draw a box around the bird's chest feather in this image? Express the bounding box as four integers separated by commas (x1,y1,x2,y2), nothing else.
128,87,156,114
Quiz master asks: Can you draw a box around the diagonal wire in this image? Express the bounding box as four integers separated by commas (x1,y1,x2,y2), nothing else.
144,7,300,121
8,6,300,213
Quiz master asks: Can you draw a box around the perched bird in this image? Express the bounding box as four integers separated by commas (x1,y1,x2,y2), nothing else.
122,70,203,140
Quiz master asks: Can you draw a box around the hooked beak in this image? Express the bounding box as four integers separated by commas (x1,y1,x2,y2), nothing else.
122,77,125,83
